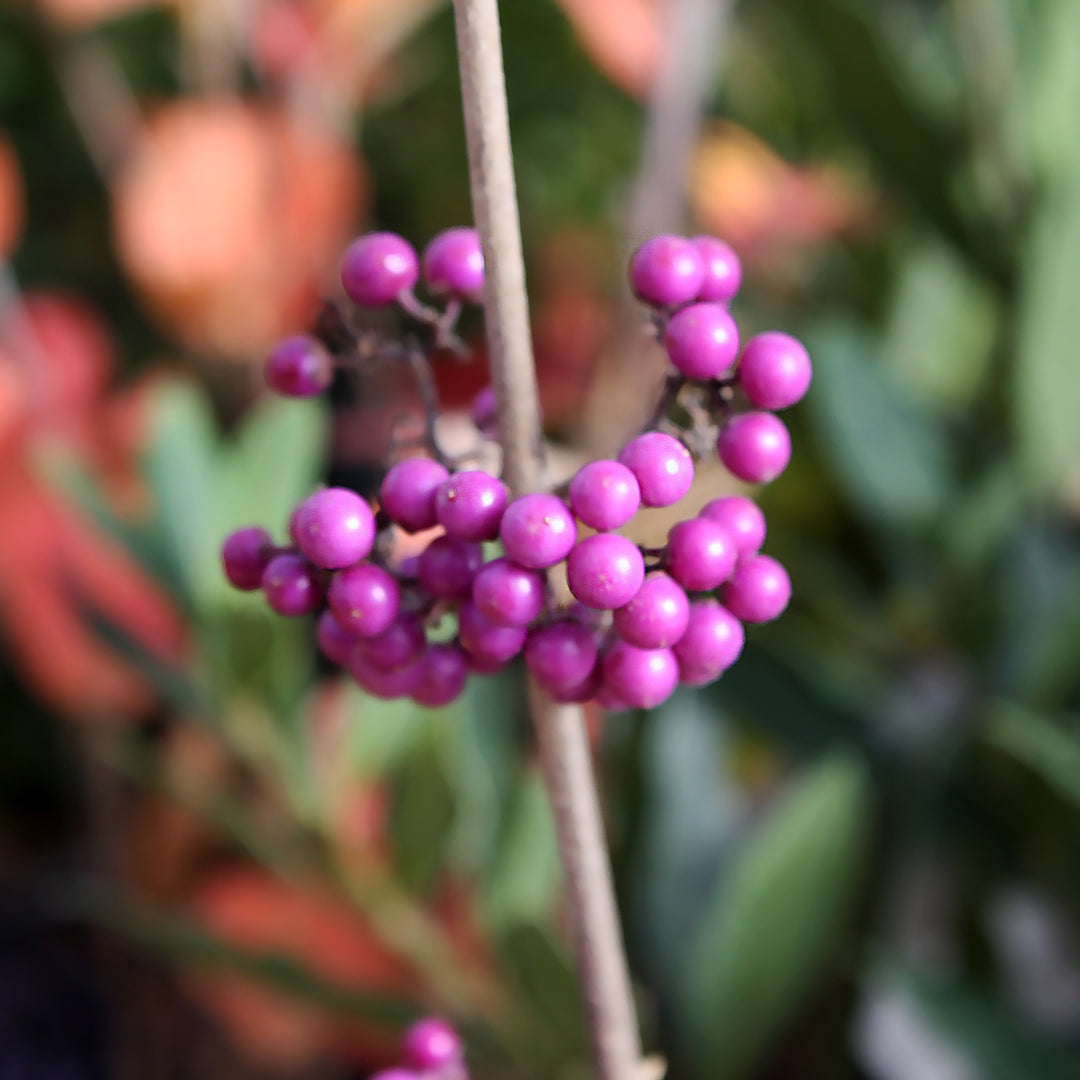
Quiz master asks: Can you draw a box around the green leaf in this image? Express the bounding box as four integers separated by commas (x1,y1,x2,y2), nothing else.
984,702,1080,811
808,323,953,528
685,754,871,1079
1014,178,1080,490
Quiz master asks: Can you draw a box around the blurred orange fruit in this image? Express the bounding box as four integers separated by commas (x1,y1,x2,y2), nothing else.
554,0,663,98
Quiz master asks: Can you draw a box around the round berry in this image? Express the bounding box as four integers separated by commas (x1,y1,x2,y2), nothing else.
465,651,509,676
353,612,426,671
629,235,705,307
418,536,484,602
699,496,766,559
412,644,469,707
293,488,375,570
613,572,689,649
601,642,679,710
524,620,599,697
264,334,333,397
472,557,545,627
664,302,739,381
262,553,321,616
618,432,694,508
722,554,791,623
221,526,274,591
737,332,812,410
350,655,423,701
380,458,449,532
691,236,742,304
470,385,498,438
458,602,527,666
718,412,791,484
500,493,577,569
596,685,631,712
423,227,485,303
568,460,641,532
673,600,744,686
567,534,645,610
340,232,419,306
316,609,356,665
402,1018,463,1071
665,517,737,592
328,563,400,637
435,470,508,542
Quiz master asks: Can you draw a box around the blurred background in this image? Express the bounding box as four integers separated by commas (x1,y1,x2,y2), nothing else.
2,0,1079,1077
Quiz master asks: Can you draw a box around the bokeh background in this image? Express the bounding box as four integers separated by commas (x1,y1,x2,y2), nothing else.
2,0,1080,1078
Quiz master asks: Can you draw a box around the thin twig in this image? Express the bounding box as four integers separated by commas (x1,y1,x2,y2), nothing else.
450,2,643,1078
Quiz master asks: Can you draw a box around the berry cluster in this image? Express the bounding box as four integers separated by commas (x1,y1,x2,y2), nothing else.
370,1016,467,1080
222,229,811,712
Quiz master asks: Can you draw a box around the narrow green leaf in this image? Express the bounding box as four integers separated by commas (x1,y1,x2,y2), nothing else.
984,702,1080,811
388,741,457,896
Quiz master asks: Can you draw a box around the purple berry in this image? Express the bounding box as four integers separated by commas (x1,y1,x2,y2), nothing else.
472,557,545,627
613,572,689,648
381,458,450,532
327,563,400,637
722,554,791,623
340,232,419,306
458,602,527,666
568,460,641,532
470,385,498,438
629,234,705,307
663,302,739,381
601,641,679,709
499,493,577,569
262,553,321,616
691,236,742,304
293,487,376,570
718,412,791,484
316,609,357,665
422,227,485,303
418,536,484,602
524,620,599,696
412,644,469,707
596,685,631,712
618,432,694,508
699,496,766,558
665,517,737,592
402,1018,464,1071
221,526,274,591
737,332,812,410
264,334,333,397
464,651,509,676
566,534,645,610
350,655,423,700
353,612,426,671
435,470,508,542
673,600,744,686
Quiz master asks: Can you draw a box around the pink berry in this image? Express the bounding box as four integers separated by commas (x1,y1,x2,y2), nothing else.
264,334,333,397
353,612,426,671
435,470,508,542
722,554,791,623
500,493,577,569
629,234,705,307
737,332,812,410
617,431,694,508
524,620,599,697
717,412,791,484
293,488,375,569
568,459,641,532
567,534,645,610
418,536,484,602
402,1017,464,1071
699,496,766,558
663,302,739,380
691,236,742,303
458,602,527,666
222,526,274,591
665,517,737,592
412,644,469,707
327,563,400,637
601,641,679,709
262,553,321,616
673,600,744,686
381,458,449,532
472,557,546,627
613,572,689,649
422,227,485,303
350,654,423,701
340,232,419,306
316,609,357,665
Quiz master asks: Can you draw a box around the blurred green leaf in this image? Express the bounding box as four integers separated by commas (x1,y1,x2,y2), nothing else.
348,687,431,777
685,754,871,1079
985,702,1080,811
808,323,954,528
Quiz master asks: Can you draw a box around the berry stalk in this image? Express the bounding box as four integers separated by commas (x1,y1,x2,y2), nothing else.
449,2,644,1078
